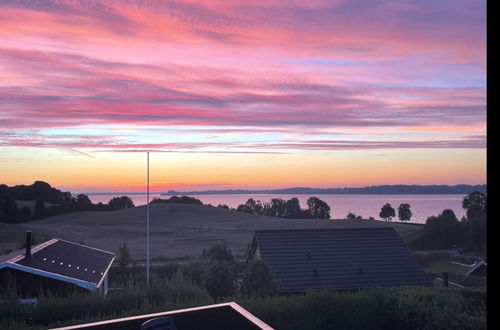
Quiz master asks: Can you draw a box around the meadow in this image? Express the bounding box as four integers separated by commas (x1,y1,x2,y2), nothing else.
0,203,423,259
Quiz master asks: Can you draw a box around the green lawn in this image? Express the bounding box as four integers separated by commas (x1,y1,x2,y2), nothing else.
424,260,470,276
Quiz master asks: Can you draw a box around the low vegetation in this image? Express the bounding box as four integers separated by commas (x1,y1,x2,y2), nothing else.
237,287,486,330
0,282,486,330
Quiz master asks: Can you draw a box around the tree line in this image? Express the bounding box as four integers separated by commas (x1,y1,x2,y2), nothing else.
232,197,415,222
234,197,331,219
0,181,210,223
0,181,135,223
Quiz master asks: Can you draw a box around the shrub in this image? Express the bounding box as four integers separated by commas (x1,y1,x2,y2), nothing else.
117,242,131,268
205,261,236,299
240,260,277,297
0,276,213,329
202,241,234,263
237,287,486,330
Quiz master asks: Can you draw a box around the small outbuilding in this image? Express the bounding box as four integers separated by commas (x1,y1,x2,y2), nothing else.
248,227,433,293
0,232,115,297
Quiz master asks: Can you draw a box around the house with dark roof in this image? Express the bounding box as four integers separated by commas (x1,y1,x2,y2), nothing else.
0,232,115,297
248,227,433,293
49,302,273,330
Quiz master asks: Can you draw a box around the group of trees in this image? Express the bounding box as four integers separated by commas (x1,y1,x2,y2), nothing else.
151,195,203,205
414,191,486,250
378,203,412,222
233,197,417,222
200,242,278,298
0,181,135,223
174,241,277,299
235,197,331,219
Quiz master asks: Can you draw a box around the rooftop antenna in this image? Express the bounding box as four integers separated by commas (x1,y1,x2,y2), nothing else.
146,151,150,286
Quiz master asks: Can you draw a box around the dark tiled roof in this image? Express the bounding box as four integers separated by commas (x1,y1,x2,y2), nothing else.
13,240,115,284
254,228,433,292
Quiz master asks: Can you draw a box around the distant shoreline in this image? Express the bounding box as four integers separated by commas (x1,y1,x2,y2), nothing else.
84,184,485,196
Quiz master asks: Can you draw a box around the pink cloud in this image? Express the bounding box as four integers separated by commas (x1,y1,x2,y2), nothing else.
0,0,486,155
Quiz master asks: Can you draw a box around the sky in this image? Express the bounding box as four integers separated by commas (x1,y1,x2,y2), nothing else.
0,0,486,193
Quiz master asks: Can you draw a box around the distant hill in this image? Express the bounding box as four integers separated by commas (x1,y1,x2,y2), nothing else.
162,184,486,196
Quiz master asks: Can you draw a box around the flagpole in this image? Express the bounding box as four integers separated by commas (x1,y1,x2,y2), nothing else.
146,151,150,286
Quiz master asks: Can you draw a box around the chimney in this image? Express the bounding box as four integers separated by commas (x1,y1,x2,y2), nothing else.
25,231,32,259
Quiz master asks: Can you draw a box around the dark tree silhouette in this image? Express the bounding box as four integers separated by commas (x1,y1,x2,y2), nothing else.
151,195,203,205
462,191,486,219
462,191,487,248
398,203,412,222
236,203,253,214
306,197,331,219
420,209,460,248
247,198,264,215
283,197,301,218
379,203,395,221
107,196,134,210
263,198,287,217
236,198,263,215
76,194,93,211
346,212,361,219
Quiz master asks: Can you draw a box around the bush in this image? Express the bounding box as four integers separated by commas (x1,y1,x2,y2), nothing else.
202,241,235,263
385,287,486,330
237,287,486,330
0,272,486,330
117,242,131,268
205,261,236,299
0,276,213,329
240,260,277,297
237,289,388,330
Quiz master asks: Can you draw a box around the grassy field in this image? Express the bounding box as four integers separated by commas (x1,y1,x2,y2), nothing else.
0,204,423,259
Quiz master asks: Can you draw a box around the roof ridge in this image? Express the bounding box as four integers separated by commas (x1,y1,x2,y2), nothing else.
55,239,116,256
7,239,59,263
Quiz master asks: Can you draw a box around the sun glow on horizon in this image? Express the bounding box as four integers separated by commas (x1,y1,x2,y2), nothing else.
0,0,486,190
